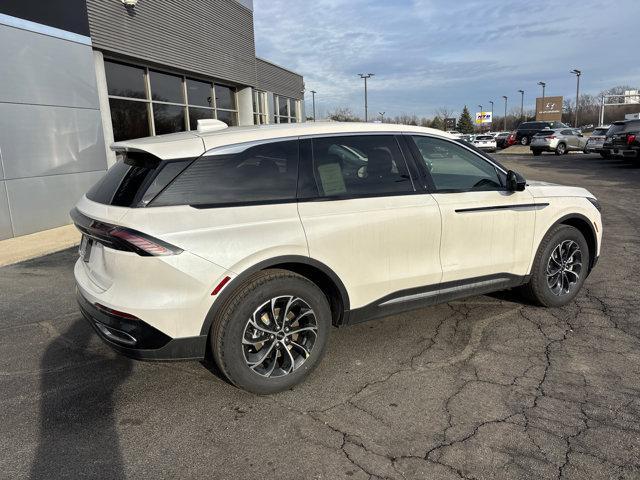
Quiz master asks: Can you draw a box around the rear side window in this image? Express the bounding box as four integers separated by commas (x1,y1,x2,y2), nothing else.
152,140,299,207
307,135,414,198
86,152,191,207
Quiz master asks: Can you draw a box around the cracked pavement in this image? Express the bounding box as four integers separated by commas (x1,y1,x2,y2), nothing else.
2,153,640,479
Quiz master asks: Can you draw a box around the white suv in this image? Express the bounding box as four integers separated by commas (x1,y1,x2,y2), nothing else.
72,121,602,394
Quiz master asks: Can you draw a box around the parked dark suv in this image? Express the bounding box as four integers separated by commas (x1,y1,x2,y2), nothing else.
602,120,640,158
516,121,569,145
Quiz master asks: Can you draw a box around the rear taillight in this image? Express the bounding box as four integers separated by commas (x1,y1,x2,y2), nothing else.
110,228,181,256
627,134,637,145
545,135,556,139
70,208,182,257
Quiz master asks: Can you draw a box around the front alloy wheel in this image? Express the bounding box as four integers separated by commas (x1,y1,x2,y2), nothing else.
242,296,318,378
516,224,590,307
546,240,582,296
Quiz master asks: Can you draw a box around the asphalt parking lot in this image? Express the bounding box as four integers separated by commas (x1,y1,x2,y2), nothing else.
2,152,640,480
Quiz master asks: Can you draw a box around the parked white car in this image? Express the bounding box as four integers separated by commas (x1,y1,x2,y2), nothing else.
73,121,602,393
472,134,497,152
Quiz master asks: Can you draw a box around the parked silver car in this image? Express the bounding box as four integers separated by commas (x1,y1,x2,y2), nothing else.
584,127,610,155
530,128,587,156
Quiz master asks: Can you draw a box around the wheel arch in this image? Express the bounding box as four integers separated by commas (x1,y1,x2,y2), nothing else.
537,213,598,273
200,255,350,336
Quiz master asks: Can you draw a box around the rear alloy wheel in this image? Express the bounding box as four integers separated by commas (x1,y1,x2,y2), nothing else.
211,269,330,394
520,136,529,146
555,143,567,155
517,225,589,307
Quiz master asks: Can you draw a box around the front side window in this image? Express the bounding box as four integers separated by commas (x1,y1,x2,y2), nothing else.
308,135,414,198
152,140,299,207
411,136,503,192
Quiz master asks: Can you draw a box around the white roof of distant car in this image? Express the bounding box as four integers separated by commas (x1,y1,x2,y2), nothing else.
111,122,456,159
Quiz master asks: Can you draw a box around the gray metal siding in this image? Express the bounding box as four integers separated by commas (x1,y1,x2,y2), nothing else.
86,0,257,87
256,58,304,100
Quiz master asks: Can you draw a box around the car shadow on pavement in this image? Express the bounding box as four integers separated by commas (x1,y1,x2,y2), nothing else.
30,318,132,480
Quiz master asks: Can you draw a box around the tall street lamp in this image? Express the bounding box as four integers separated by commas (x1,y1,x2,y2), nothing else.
379,111,385,122
502,96,508,131
478,104,483,130
310,90,317,122
538,82,546,120
518,89,525,123
570,69,581,127
489,100,494,130
358,73,374,122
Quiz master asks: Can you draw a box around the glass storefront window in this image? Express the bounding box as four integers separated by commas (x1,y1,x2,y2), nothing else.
104,60,239,139
216,109,238,127
153,104,186,135
149,70,183,103
188,107,214,130
109,99,150,141
105,62,146,99
215,84,236,110
274,95,299,124
187,79,213,107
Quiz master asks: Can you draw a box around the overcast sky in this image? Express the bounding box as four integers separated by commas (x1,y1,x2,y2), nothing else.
253,0,640,119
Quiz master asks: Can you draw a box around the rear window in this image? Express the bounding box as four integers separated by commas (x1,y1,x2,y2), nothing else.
475,135,493,140
607,123,626,136
534,130,554,136
592,128,608,136
625,120,640,132
151,140,299,207
86,152,191,207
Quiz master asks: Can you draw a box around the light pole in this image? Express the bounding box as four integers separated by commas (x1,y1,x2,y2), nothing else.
358,73,374,122
478,105,483,130
537,82,546,120
310,90,317,122
570,69,581,127
379,111,385,122
502,96,508,131
518,90,524,123
489,100,494,131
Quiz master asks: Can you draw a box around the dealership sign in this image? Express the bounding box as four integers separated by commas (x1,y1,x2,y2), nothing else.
475,111,492,124
536,96,563,122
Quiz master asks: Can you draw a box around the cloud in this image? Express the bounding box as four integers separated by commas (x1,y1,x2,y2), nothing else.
253,0,640,118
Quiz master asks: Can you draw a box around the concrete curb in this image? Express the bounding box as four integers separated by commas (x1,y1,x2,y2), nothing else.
0,224,80,267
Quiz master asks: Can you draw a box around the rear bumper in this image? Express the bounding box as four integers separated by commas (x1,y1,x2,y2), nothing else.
77,287,206,361
602,145,639,157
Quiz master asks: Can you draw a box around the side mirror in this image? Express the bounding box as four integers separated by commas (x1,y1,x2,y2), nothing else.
506,170,526,191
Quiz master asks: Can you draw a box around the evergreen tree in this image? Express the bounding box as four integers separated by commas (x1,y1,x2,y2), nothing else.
457,106,474,133
430,116,444,130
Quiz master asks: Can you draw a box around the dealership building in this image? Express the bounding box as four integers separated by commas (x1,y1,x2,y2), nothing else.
0,0,305,239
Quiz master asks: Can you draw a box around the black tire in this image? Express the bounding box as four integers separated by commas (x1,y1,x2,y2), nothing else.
532,149,542,156
211,269,331,394
600,152,610,159
555,143,567,155
520,136,529,146
517,225,589,307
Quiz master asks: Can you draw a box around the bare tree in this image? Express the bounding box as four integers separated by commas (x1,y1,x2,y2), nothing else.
328,107,362,122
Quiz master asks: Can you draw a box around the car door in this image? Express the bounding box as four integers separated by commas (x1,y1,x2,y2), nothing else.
560,129,577,150
297,134,442,312
408,134,536,286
